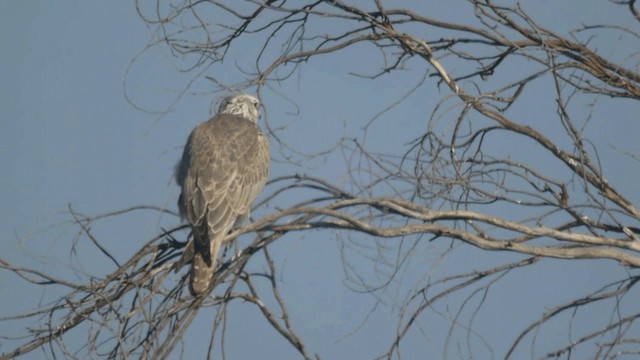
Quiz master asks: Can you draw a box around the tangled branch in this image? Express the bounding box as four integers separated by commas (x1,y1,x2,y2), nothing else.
3,1,639,359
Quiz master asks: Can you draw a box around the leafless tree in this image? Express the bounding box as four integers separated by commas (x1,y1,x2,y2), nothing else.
2,1,640,359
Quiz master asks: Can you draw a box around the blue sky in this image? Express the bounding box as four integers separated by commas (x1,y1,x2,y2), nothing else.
1,1,640,359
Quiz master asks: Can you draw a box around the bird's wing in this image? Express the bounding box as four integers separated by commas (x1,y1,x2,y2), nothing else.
224,122,270,218
178,113,268,295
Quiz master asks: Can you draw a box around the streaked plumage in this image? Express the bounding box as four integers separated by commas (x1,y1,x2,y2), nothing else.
176,93,269,296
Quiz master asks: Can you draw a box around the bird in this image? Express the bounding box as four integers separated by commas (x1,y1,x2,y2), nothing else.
175,93,270,296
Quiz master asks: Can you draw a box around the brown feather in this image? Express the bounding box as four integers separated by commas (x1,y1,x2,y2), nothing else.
176,97,269,296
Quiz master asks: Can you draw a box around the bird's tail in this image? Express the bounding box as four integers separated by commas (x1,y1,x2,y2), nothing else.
189,231,223,296
189,255,213,296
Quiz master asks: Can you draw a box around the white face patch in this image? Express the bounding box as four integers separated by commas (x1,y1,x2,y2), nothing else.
218,94,260,123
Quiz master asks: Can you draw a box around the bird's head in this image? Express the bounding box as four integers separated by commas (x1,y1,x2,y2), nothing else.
218,93,261,123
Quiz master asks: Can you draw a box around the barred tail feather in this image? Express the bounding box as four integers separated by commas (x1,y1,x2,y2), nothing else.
189,253,214,296
189,233,223,296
